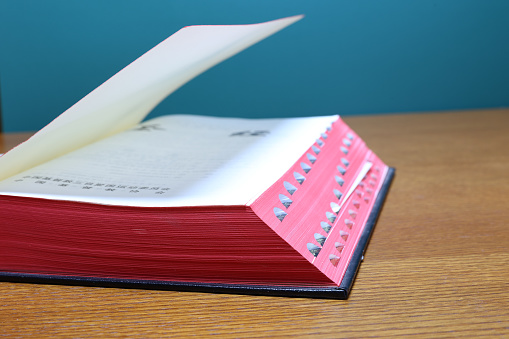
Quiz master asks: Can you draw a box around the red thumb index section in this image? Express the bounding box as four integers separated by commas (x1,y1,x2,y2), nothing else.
250,117,389,286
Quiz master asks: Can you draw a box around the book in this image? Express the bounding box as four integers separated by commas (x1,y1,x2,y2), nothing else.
0,16,394,299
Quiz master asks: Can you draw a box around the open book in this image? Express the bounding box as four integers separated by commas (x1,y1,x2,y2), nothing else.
0,16,394,299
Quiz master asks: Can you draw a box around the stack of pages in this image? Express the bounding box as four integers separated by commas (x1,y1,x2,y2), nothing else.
0,16,394,299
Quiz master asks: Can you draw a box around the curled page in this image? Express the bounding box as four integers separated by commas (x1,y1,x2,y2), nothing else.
0,15,303,181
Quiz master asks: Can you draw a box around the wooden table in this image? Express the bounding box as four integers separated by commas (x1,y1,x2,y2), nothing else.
1,109,508,337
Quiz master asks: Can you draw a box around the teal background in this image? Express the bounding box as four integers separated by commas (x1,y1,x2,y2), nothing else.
0,1,508,132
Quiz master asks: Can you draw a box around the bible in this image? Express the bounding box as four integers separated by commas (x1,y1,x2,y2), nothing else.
0,16,394,299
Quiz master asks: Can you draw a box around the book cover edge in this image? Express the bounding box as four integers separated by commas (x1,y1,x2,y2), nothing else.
338,166,396,297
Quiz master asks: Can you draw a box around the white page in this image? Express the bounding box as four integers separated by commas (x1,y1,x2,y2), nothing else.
0,15,303,181
0,115,337,207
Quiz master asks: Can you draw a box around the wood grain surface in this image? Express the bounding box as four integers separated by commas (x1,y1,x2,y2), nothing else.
1,109,508,337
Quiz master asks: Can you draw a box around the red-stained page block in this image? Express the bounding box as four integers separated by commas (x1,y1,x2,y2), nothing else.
250,117,389,286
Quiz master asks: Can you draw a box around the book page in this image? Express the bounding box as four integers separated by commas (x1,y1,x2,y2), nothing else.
0,15,303,182
0,115,337,207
